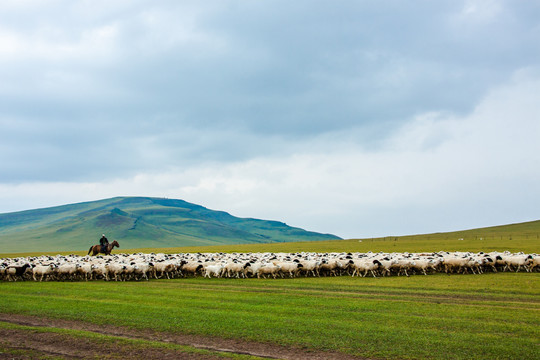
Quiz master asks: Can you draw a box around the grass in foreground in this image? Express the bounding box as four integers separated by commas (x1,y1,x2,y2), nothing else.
0,321,263,359
1,273,538,360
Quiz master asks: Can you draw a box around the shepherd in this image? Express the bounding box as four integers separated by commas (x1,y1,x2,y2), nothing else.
100,234,109,252
88,234,120,256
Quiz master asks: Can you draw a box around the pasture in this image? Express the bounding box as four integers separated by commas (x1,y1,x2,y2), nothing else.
1,229,539,359
2,224,539,259
0,273,538,359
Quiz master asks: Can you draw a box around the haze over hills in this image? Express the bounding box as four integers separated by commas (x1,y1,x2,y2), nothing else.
0,197,341,253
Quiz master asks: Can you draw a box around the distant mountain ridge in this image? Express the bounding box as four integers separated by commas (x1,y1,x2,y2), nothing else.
0,197,341,253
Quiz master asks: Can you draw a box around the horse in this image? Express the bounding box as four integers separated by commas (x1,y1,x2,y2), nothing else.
88,240,120,256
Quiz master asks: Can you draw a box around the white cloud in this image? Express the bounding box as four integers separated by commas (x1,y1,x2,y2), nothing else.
0,23,119,63
1,2,539,239
1,71,538,238
460,0,503,21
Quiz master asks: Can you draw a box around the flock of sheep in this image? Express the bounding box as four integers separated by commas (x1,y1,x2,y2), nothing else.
1,250,538,282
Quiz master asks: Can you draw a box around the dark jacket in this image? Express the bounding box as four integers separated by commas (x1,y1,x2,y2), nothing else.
100,236,109,247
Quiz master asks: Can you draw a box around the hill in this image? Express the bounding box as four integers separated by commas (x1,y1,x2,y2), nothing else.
0,197,341,253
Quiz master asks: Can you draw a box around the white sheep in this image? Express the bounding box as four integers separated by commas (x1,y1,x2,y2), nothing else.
122,263,137,280
274,261,303,278
133,262,154,281
503,254,534,272
32,264,57,282
350,259,381,278
255,263,281,279
389,258,415,277
203,264,224,278
223,261,246,278
443,257,470,274
154,261,176,279
56,263,80,281
299,260,321,277
410,259,437,276
1,251,536,282
528,256,539,272
106,263,127,281
244,262,263,278
180,261,204,277
91,263,109,281
377,258,398,277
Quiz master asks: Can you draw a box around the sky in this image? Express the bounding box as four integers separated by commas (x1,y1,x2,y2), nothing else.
1,0,539,239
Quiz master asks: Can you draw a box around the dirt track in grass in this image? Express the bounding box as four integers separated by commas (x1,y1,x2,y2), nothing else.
0,313,367,360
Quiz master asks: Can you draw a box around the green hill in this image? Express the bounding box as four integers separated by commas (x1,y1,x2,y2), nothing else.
0,197,341,253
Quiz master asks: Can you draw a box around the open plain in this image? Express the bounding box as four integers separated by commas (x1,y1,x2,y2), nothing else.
1,232,539,360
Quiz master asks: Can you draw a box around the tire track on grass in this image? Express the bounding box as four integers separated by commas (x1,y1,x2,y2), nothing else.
0,313,366,360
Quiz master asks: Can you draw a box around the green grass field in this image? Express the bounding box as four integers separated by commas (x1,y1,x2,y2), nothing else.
0,321,261,360
2,226,538,259
1,273,538,359
1,222,539,359
2,216,539,257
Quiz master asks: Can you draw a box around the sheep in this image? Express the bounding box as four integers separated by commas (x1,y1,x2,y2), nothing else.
255,263,281,279
0,251,536,282
389,258,415,277
154,261,176,279
503,254,534,272
76,263,95,281
275,261,303,278
528,256,540,272
244,262,263,278
181,261,204,277
223,261,246,278
106,263,127,281
377,258,398,277
428,258,444,273
6,264,32,281
91,263,109,281
122,263,137,280
203,264,224,278
133,262,154,281
0,265,6,280
318,259,345,277
410,259,437,276
349,260,364,277
56,263,80,281
462,257,481,274
32,264,57,282
490,253,507,271
351,259,381,278
299,260,321,277
443,257,470,274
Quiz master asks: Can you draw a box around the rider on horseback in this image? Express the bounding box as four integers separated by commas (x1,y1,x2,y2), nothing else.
99,234,109,253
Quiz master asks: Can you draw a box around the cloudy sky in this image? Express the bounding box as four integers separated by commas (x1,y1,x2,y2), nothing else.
1,0,539,238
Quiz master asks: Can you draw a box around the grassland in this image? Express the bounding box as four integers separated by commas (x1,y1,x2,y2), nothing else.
2,220,538,258
1,273,538,359
1,221,539,359
0,321,261,360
